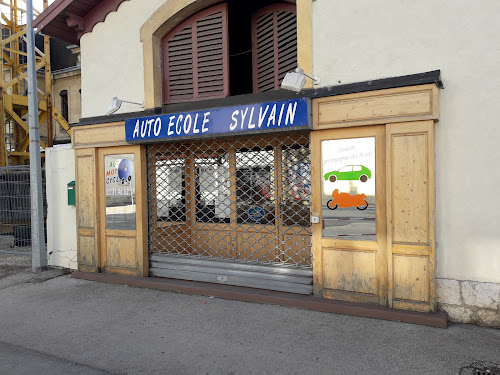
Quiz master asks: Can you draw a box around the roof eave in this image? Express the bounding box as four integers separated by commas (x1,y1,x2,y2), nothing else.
32,0,128,45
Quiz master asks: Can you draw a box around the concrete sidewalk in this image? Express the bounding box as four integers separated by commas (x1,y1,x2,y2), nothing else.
0,341,112,375
0,274,499,375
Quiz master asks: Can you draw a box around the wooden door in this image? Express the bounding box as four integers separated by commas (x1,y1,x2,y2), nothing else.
386,121,435,312
312,121,436,311
311,126,387,304
75,148,98,272
97,146,147,276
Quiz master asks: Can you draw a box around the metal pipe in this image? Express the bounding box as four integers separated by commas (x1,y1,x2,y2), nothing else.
26,0,46,271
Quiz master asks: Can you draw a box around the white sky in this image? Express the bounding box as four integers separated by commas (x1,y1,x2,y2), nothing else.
0,0,56,25
34,0,56,13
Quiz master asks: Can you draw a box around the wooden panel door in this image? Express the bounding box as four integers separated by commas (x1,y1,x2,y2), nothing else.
386,121,435,311
97,145,147,276
75,148,98,272
312,122,435,311
311,126,387,304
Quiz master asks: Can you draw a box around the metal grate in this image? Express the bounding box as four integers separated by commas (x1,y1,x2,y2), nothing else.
0,166,47,249
147,131,311,268
474,369,500,375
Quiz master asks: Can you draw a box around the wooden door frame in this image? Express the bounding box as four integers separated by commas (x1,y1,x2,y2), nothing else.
96,145,147,276
310,84,439,311
311,125,387,304
311,121,436,311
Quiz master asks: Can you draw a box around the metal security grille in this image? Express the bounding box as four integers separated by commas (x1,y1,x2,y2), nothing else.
0,166,47,249
147,131,311,270
474,369,500,375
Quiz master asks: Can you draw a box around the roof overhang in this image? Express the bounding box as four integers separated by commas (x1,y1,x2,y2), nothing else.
32,0,128,45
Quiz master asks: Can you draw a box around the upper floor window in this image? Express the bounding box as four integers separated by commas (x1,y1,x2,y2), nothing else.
59,90,69,121
162,1,297,104
252,3,297,92
162,3,229,103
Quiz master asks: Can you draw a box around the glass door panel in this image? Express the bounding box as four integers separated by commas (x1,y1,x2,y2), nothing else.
321,137,376,241
104,154,136,230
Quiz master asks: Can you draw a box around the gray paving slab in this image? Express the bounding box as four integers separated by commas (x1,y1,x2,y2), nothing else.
0,341,114,375
0,275,499,375
0,268,67,290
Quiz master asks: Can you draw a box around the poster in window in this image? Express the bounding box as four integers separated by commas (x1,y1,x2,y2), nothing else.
105,154,136,230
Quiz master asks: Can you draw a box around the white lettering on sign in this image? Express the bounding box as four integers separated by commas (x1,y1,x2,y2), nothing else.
240,107,249,130
154,118,161,136
176,115,184,135
258,105,268,128
168,116,175,136
127,99,306,141
278,104,285,127
140,119,147,138
268,104,277,127
176,115,183,135
133,119,140,138
285,101,297,125
192,114,200,134
248,107,256,129
202,112,210,133
230,110,238,131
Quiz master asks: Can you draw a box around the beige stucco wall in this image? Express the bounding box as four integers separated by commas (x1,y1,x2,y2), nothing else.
53,70,81,124
35,70,80,143
53,70,81,141
80,0,165,118
312,0,500,284
79,0,499,284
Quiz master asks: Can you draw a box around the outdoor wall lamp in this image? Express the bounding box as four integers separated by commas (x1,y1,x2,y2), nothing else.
106,96,145,116
281,66,320,93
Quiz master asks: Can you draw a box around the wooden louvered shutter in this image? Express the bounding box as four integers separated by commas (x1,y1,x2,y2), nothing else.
252,3,297,93
163,3,229,103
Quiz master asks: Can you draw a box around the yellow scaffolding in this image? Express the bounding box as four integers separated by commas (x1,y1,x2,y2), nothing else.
0,0,71,166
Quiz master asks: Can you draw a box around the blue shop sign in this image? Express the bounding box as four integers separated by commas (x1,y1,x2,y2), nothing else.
125,97,310,142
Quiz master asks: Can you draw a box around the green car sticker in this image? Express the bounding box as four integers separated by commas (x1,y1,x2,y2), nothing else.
324,165,372,183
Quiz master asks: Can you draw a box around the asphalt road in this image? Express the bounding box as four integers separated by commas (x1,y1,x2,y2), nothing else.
0,341,112,375
0,273,499,375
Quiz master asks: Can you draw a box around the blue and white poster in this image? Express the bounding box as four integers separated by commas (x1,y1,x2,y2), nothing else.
125,97,310,142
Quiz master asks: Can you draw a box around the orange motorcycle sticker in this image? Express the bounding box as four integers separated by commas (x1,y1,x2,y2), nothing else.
327,189,368,210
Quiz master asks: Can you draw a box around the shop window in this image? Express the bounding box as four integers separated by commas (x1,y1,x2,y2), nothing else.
195,155,230,223
321,137,376,241
147,132,311,266
235,147,275,225
104,154,136,230
281,144,311,227
60,90,69,121
155,158,186,222
162,1,297,103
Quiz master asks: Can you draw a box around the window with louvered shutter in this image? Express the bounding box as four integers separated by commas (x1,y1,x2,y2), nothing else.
162,3,229,103
252,3,297,93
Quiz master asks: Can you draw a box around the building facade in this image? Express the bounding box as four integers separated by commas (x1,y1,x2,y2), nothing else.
35,0,500,326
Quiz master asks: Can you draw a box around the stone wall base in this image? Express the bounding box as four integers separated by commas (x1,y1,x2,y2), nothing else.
437,279,500,327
